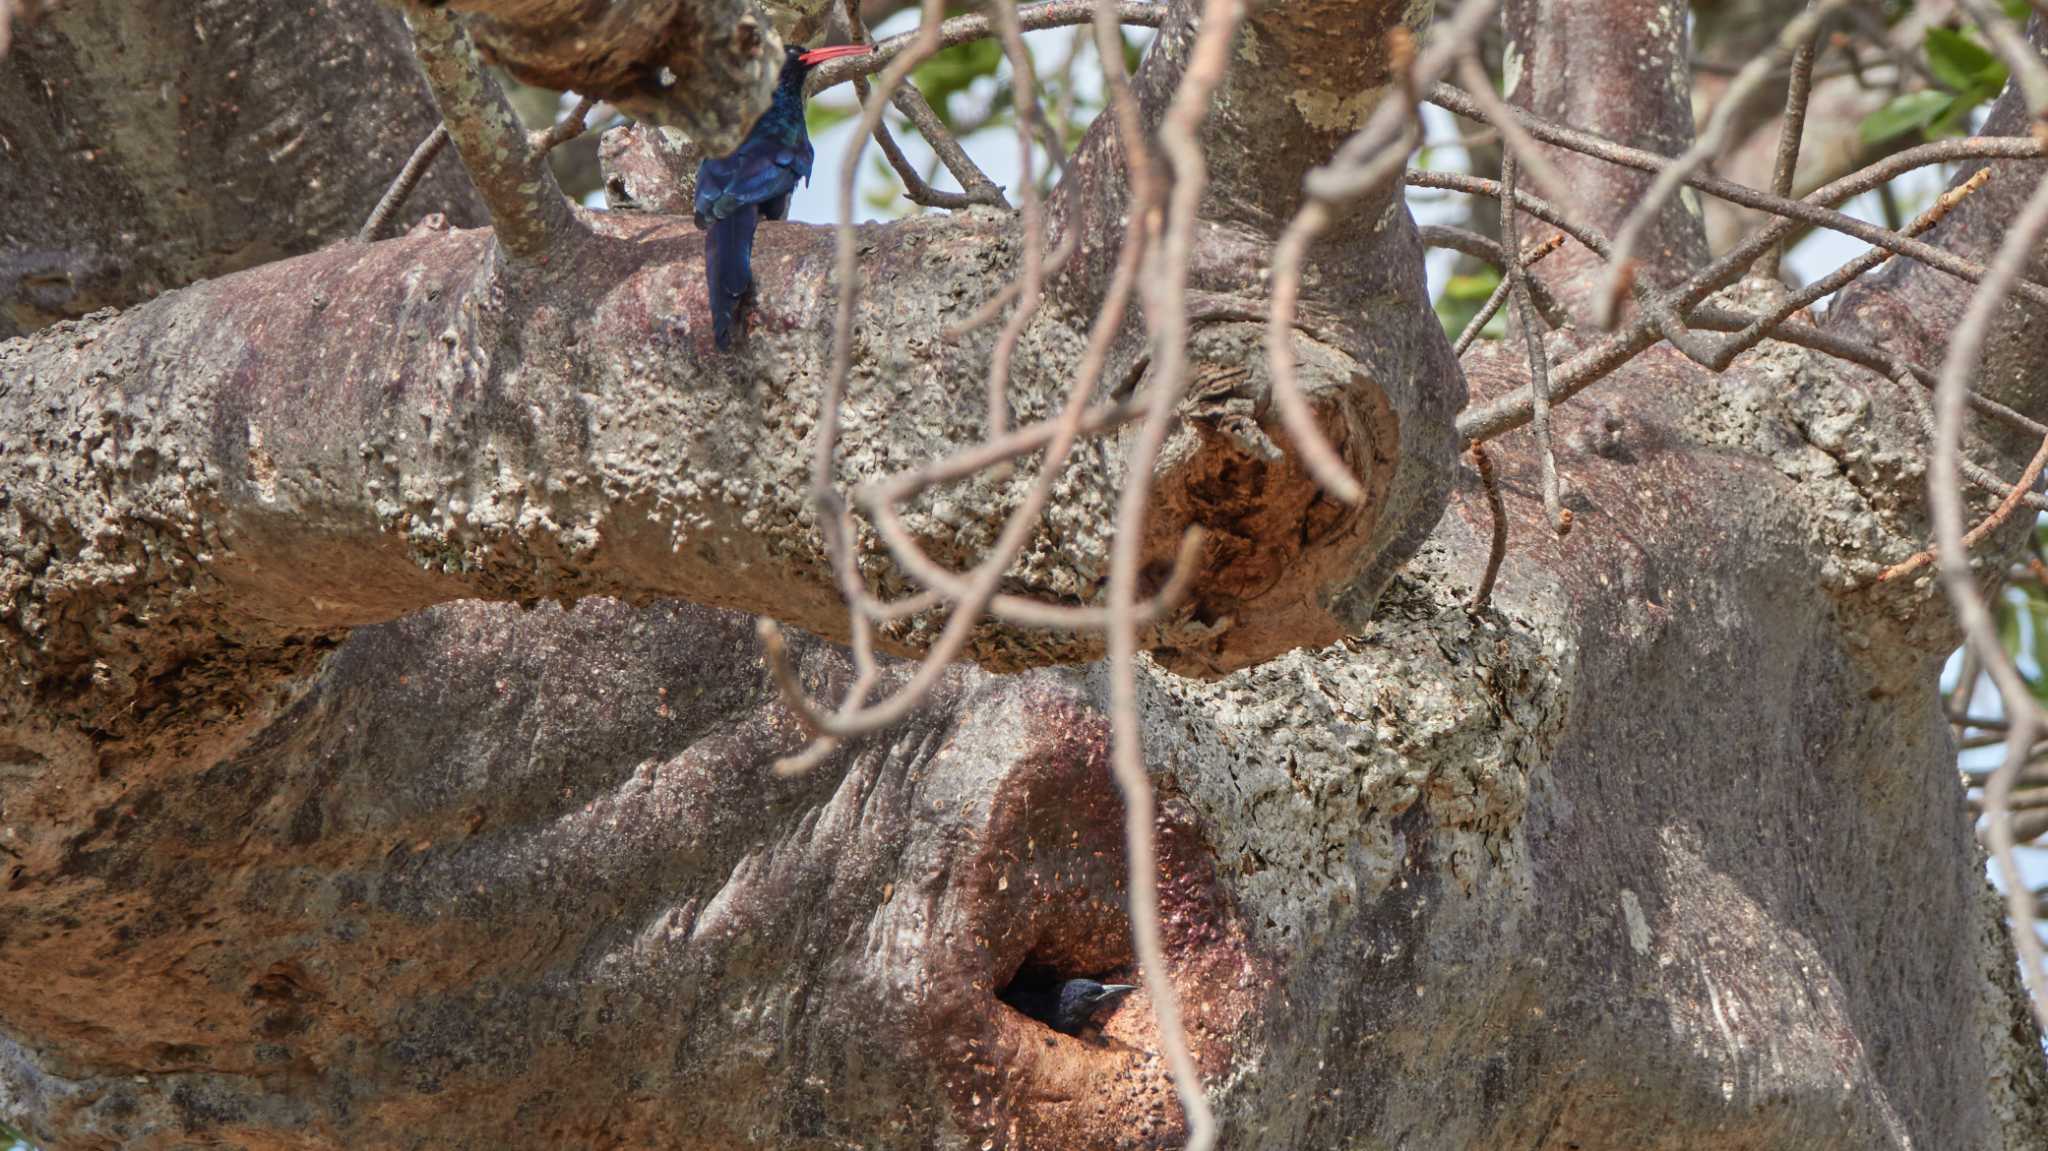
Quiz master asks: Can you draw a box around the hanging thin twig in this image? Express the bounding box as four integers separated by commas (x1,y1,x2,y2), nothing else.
1105,0,1244,1141
357,124,451,244
1928,168,2048,1040
1499,152,1569,536
1470,444,1508,613
1761,19,1822,277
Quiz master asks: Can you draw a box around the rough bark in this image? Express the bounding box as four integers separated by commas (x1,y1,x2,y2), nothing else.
439,0,788,153
600,123,702,216
1052,0,1462,658
2,0,2047,1149
0,0,484,338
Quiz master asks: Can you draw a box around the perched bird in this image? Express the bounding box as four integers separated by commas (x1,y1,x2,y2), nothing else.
695,41,872,350
1003,977,1138,1036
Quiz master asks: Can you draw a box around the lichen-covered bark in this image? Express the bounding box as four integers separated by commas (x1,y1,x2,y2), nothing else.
600,123,703,215
1053,0,1464,654
0,0,483,338
3,0,2048,1148
0,201,1402,716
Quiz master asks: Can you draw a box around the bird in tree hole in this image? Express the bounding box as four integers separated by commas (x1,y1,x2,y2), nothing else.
695,41,872,350
1002,972,1139,1036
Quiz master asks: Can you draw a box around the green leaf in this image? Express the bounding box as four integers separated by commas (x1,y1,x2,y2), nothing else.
2000,592,2025,665
1860,89,1953,144
1928,87,1999,137
1926,26,2000,93
806,100,859,137
1435,268,1502,341
911,39,1004,130
864,154,904,214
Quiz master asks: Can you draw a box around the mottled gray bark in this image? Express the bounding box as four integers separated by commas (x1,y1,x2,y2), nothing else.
0,0,484,338
1,0,2046,1149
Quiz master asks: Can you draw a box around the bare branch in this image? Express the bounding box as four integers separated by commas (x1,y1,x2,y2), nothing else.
1430,85,2048,311
358,125,452,244
886,80,1011,207
859,77,1002,210
1437,231,1564,355
985,0,1048,442
1107,0,1243,1136
807,0,1169,92
529,94,599,153
1452,135,2048,444
1761,13,1821,278
1499,152,1568,535
405,5,584,260
1469,445,1508,614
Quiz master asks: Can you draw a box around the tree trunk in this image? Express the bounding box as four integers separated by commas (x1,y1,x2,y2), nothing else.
1,1,2045,1148
0,0,485,337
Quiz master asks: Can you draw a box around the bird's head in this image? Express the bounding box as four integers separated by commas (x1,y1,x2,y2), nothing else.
1054,979,1137,1031
782,41,873,89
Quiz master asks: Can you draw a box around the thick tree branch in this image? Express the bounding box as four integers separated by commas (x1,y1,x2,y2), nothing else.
436,0,782,153
1055,0,1467,625
406,6,586,260
7,4,2048,1149
0,210,1407,745
1504,0,1708,310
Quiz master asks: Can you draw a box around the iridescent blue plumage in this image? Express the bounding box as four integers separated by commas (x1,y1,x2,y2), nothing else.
696,43,868,350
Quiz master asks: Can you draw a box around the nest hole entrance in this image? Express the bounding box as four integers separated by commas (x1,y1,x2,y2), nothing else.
997,955,1137,1036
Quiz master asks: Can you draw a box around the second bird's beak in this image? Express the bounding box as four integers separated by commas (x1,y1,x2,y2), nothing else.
798,43,875,66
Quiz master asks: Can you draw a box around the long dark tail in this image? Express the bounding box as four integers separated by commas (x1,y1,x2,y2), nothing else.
704,206,759,351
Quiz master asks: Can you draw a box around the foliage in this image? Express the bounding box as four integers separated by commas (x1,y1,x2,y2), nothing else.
818,26,1152,216
1861,16,2016,144
914,38,1010,131
1994,521,2048,699
1434,267,1502,342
